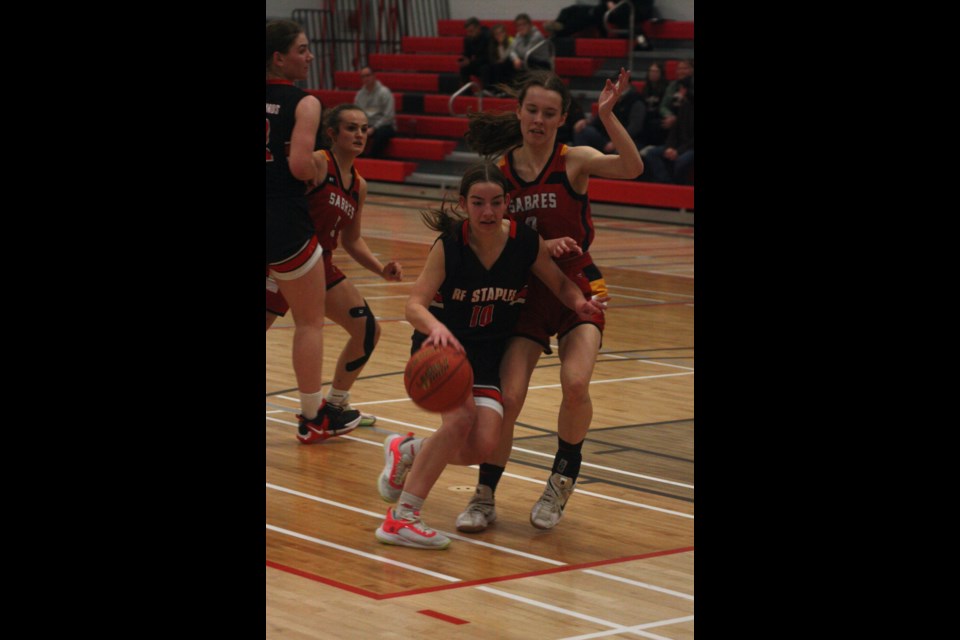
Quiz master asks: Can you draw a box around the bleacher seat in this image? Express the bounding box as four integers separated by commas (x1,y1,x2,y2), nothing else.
383,138,457,161
335,71,439,92
423,94,515,115
589,179,693,210
437,19,548,37
355,158,418,182
401,36,462,54
395,115,469,139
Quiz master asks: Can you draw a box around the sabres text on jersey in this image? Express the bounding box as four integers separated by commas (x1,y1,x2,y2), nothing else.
328,192,356,219
509,192,558,214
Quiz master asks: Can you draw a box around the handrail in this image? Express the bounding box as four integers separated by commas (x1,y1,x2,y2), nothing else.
603,0,635,73
449,80,481,117
524,37,555,71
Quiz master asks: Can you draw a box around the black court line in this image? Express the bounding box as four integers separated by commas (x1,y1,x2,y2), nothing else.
502,457,694,503
265,350,693,398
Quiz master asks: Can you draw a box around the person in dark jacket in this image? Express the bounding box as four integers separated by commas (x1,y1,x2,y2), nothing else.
641,74,693,184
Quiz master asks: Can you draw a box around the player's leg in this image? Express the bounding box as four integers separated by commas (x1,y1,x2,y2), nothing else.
323,275,380,425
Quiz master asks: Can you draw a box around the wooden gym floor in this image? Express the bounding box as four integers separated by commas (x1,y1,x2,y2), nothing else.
266,193,694,639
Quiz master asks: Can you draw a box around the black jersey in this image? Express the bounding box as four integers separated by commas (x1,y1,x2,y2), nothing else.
425,219,540,344
266,80,310,198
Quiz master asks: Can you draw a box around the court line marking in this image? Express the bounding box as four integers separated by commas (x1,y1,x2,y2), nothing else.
265,418,694,511
476,586,629,631
266,523,459,582
580,569,694,601
556,615,695,640
267,523,692,633
605,284,693,298
266,482,694,598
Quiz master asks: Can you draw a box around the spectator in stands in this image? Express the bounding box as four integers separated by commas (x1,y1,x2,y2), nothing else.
354,66,396,158
507,14,552,73
489,23,516,90
659,59,694,132
545,1,607,39
458,17,496,91
604,0,656,50
636,61,668,148
642,75,693,184
573,73,645,155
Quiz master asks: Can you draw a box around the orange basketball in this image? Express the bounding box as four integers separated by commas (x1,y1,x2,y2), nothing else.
404,344,474,413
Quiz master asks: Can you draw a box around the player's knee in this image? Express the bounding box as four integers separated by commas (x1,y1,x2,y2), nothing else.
561,378,591,406
345,303,377,372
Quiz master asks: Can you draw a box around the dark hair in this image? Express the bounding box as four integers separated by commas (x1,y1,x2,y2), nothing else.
465,70,572,157
514,13,532,24
420,161,512,234
266,20,304,71
465,17,480,28
318,103,367,149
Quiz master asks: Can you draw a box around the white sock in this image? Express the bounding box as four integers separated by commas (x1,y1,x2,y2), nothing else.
300,390,325,420
326,387,350,406
396,491,425,518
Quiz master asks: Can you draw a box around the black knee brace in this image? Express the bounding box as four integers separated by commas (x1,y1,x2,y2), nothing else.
345,302,376,372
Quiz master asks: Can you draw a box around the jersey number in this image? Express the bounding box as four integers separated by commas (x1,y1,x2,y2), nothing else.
525,216,538,231
469,304,494,328
266,119,273,162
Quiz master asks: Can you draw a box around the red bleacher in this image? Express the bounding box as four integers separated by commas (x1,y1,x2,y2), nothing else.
423,94,515,115
575,39,631,57
335,71,438,92
437,19,548,37
402,36,463,54
369,53,460,73
395,114,469,139
589,179,693,210
643,20,694,40
384,138,456,161
355,158,417,182
307,89,405,110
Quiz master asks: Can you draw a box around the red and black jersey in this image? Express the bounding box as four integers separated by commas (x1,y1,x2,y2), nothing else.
424,220,539,344
306,150,361,254
266,80,310,198
498,141,595,267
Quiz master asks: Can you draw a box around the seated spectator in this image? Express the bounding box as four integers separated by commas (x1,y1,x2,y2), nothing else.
354,66,396,158
508,14,552,73
458,17,496,90
642,75,693,184
489,23,516,90
545,1,607,39
573,75,645,154
603,0,656,50
659,59,694,131
636,61,669,148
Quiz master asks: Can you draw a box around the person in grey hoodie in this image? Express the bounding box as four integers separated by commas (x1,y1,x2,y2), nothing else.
507,14,552,73
354,66,396,158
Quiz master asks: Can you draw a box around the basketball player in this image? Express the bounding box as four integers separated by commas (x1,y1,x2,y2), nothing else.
266,20,362,440
373,162,608,549
454,69,644,532
267,104,403,435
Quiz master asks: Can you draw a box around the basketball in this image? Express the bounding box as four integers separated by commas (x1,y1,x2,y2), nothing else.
404,344,474,413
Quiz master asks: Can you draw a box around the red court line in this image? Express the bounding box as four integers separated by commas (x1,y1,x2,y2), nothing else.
266,560,384,599
267,546,693,600
418,609,470,625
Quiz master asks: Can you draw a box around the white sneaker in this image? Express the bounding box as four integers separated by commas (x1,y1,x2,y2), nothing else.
530,473,576,529
375,508,450,549
377,433,416,502
455,485,497,533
